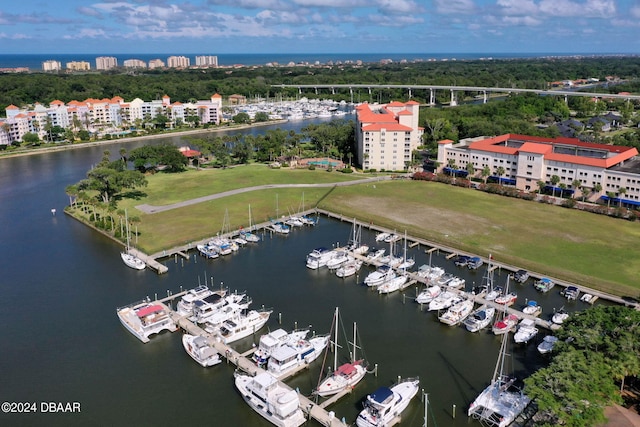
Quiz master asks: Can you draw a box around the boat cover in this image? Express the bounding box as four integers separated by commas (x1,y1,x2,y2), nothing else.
136,305,163,317
369,387,393,404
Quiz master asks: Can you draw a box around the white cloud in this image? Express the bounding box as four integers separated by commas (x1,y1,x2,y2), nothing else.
434,0,477,15
496,0,538,16
538,0,615,18
77,6,103,18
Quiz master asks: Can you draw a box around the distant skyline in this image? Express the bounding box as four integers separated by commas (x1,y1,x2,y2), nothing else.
1,1,639,55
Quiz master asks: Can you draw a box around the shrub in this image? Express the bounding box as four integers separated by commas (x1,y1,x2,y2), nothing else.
366,169,377,173
340,167,353,173
308,164,316,170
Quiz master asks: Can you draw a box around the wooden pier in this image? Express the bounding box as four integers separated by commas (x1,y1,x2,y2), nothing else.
158,299,348,427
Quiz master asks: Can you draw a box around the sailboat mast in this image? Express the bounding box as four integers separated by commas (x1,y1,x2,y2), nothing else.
333,307,339,371
124,209,130,251
352,321,357,362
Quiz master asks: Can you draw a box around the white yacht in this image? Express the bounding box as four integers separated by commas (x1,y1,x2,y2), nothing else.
425,266,445,282
267,334,329,379
336,259,363,278
234,371,306,427
240,230,260,243
306,247,334,269
522,300,542,316
326,250,350,270
513,318,539,344
182,334,222,367
176,285,220,316
552,308,569,325
428,291,461,311
492,313,519,335
196,243,219,259
356,377,420,427
366,248,385,261
439,298,474,326
121,251,146,270
217,309,272,344
194,293,248,324
375,232,390,242
364,265,396,287
116,300,177,343
415,285,441,304
468,333,530,427
464,305,496,333
272,221,291,234
377,274,409,294
253,328,310,367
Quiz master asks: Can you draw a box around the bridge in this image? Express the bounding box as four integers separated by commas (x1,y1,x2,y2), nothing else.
271,83,640,105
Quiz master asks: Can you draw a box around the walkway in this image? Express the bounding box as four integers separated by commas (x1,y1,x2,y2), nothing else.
136,176,393,214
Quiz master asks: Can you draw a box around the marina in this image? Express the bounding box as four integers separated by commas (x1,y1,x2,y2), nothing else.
2,127,636,427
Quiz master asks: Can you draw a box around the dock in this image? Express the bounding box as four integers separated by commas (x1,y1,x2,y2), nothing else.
158,299,348,427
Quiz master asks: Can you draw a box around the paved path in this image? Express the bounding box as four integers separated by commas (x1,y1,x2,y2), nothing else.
136,176,394,214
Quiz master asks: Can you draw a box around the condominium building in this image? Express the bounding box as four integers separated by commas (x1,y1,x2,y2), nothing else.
148,59,165,69
195,55,218,67
437,134,640,204
167,56,190,68
42,60,62,71
95,56,118,70
355,101,424,171
123,59,147,69
66,61,91,71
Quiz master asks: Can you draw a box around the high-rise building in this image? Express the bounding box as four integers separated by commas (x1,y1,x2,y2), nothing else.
123,59,147,69
148,59,165,69
42,60,62,71
195,55,218,67
167,56,190,68
95,56,118,70
66,61,91,71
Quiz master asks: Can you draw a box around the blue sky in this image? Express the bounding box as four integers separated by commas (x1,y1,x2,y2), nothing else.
0,0,639,54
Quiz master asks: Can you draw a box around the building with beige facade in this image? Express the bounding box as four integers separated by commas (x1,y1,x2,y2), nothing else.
95,56,118,70
437,134,640,205
167,56,190,68
355,101,423,171
148,59,165,69
66,61,91,71
123,59,147,69
42,60,62,71
195,55,218,67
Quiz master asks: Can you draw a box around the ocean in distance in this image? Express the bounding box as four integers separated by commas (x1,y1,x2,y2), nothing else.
0,52,621,70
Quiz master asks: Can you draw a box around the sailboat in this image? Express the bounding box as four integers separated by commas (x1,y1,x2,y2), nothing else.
395,231,415,270
316,307,367,397
240,205,260,242
120,209,145,270
468,330,530,427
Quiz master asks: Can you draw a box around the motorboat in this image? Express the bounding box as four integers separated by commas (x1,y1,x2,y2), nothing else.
316,308,367,397
439,298,475,326
196,243,219,259
366,248,385,262
326,250,351,270
364,265,396,287
492,314,519,335
356,377,420,427
253,328,310,367
116,300,178,343
464,305,496,333
552,308,569,324
513,319,539,344
176,285,220,316
384,233,401,243
240,229,260,242
272,221,291,234
446,276,466,289
428,291,461,311
415,285,441,304
485,286,503,302
306,247,335,269
415,264,433,278
562,286,580,301
435,273,455,287
467,256,483,270
495,291,518,306
471,283,489,297
234,371,306,427
216,309,272,344
182,334,222,367
285,215,304,227
537,335,559,354
121,251,146,270
512,269,529,283
522,300,542,316
377,274,409,294
425,266,445,282
267,334,329,379
300,214,317,226
336,259,363,278
194,292,249,324
580,293,595,304
468,333,530,427
374,232,390,242
533,277,555,293
396,258,415,270
454,255,471,267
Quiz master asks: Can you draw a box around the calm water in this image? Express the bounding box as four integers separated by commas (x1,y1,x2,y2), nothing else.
0,123,601,426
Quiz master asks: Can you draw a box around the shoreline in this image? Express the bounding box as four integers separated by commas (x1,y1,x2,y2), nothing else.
0,119,289,160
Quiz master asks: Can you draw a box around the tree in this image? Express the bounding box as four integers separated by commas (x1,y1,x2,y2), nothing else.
618,187,627,207
571,179,582,199
254,111,269,122
550,175,561,197
495,166,506,185
76,151,147,204
482,166,491,184
22,132,40,145
537,180,546,194
466,162,475,184
128,144,188,173
232,112,251,124
559,183,567,198
606,191,616,208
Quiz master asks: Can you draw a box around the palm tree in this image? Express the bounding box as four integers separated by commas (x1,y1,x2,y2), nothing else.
559,183,567,198
466,162,475,186
495,166,505,185
537,180,546,194
593,183,602,198
582,186,592,202
606,191,616,208
482,166,491,184
550,175,561,197
572,179,582,199
618,187,627,207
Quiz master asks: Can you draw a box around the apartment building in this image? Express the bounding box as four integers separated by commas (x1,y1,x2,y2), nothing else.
123,59,147,69
148,59,165,69
42,60,62,71
195,55,218,67
437,134,640,204
167,56,190,68
66,61,91,71
95,56,118,70
355,101,423,171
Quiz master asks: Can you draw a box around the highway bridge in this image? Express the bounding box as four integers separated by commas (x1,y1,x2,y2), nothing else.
271,83,640,105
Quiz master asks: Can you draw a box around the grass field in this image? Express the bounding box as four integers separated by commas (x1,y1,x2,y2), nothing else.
79,166,640,297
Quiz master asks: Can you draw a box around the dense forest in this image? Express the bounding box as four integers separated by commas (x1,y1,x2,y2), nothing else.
2,56,640,111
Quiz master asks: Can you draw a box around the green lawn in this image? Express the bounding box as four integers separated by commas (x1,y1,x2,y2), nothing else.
79,167,640,297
